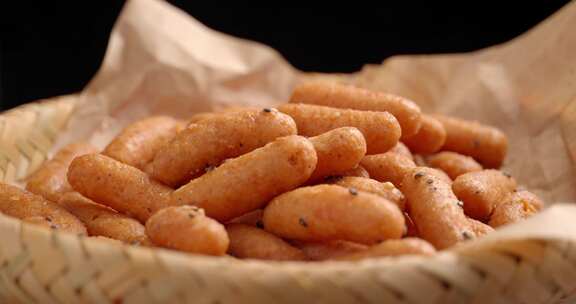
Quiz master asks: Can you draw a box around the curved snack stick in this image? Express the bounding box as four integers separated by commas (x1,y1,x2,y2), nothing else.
293,240,368,261
404,213,418,237
332,177,406,211
361,152,416,187
426,151,483,180
402,115,446,154
336,238,436,261
68,154,173,222
103,116,181,170
489,190,542,228
228,209,264,227
452,170,517,222
226,224,305,261
389,142,413,160
0,183,86,235
433,115,508,168
171,135,317,222
290,82,422,138
278,103,401,154
59,192,150,245
151,109,297,187
26,142,98,202
146,206,229,256
468,218,494,237
401,167,474,249
307,127,367,182
263,185,404,244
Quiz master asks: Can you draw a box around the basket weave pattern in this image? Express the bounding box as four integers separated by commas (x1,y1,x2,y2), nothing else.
0,99,575,304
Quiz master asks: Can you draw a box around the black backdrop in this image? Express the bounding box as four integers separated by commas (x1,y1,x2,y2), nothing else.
0,3,570,110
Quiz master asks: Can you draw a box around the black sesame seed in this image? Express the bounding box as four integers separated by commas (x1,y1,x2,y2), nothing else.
456,200,464,208
473,139,480,148
256,220,264,229
462,231,473,240
426,179,433,184
263,108,272,113
45,217,52,222
50,224,58,230
474,190,481,195
299,218,308,227
503,172,512,178
188,213,195,219
414,172,424,179
349,187,358,195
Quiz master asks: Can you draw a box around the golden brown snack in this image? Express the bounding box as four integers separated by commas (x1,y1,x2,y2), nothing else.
59,192,150,245
489,190,542,228
262,185,404,244
26,142,98,202
389,142,413,160
360,152,416,187
401,167,474,249
402,115,446,154
336,238,436,260
290,81,422,138
294,240,368,261
434,115,508,168
278,103,401,154
452,169,517,222
0,183,86,235
103,116,181,170
150,109,297,187
68,154,173,222
468,218,494,237
226,224,305,261
307,127,367,182
228,209,264,227
146,206,229,255
171,135,317,222
332,177,406,211
426,151,483,180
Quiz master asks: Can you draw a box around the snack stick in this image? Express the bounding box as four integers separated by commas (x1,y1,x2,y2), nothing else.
278,103,401,154
389,142,413,160
433,114,508,168
262,184,404,245
146,206,229,255
26,142,98,202
307,127,367,182
290,81,422,138
404,212,418,237
59,192,150,245
293,240,368,261
401,167,474,249
68,154,173,222
468,218,494,237
402,115,446,154
426,151,483,180
171,135,317,222
103,116,181,170
0,183,86,235
151,109,297,187
452,169,517,221
489,190,543,228
332,177,406,211
361,152,416,187
336,238,436,261
226,224,305,261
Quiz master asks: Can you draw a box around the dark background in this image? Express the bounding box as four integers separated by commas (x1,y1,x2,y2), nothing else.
0,3,570,110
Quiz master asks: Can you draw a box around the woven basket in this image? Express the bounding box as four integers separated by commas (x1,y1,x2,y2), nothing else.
0,97,575,304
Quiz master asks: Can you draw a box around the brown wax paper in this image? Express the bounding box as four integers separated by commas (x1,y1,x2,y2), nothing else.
53,0,576,243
